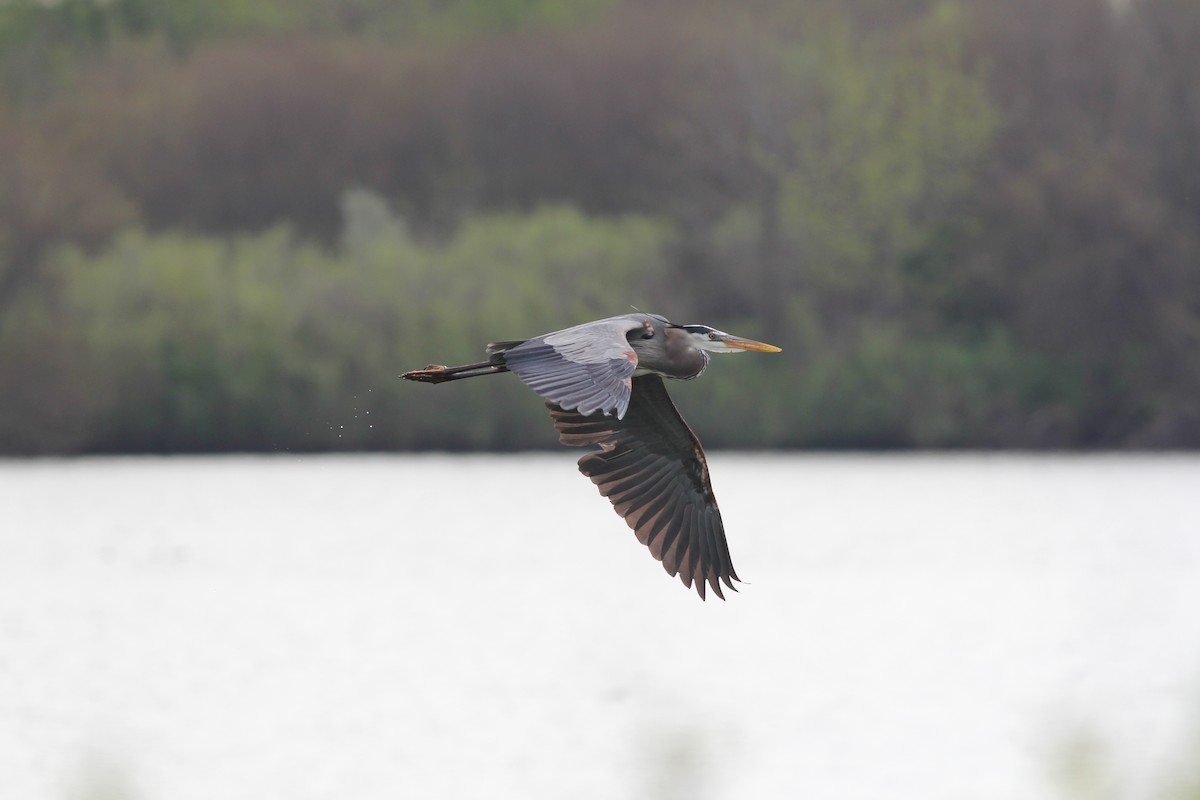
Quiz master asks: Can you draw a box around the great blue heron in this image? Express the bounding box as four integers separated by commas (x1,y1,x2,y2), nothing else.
401,312,781,600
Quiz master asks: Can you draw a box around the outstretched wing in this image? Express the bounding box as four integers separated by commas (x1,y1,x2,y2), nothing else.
497,315,654,418
548,374,739,600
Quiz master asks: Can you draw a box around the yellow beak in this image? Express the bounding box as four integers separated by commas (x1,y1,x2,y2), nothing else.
721,335,782,353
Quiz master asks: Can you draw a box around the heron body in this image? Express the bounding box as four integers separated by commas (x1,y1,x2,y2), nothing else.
401,312,781,600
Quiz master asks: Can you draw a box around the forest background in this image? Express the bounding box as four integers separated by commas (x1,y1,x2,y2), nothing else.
0,0,1197,454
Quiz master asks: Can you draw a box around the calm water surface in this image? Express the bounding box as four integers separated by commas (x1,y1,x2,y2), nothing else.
2,453,1199,800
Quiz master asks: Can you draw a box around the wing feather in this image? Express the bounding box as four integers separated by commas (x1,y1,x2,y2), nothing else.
501,315,654,418
547,374,740,600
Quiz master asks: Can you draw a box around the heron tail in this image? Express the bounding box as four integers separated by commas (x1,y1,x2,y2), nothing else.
484,339,527,356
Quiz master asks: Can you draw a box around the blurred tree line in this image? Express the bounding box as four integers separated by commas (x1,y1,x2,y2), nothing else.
0,0,1197,453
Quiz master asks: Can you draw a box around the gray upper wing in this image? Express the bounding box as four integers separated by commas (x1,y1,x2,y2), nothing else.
547,374,739,600
498,314,656,418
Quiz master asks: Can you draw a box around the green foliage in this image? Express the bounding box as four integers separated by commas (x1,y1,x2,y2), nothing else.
5,197,1090,453
375,0,620,40
775,3,997,319
0,0,297,101
0,0,1197,451
0,201,672,453
677,322,1081,450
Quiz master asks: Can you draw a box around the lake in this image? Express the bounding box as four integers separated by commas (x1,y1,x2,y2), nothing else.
2,453,1199,800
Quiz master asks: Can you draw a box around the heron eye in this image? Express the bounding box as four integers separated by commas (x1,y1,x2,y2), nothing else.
708,332,718,340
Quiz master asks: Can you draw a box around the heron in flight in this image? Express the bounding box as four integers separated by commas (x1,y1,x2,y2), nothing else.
401,312,781,600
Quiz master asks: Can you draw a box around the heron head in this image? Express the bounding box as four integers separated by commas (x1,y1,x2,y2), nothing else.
677,324,782,354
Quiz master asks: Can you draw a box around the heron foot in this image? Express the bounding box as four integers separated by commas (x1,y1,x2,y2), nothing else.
401,359,509,383
400,365,450,383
